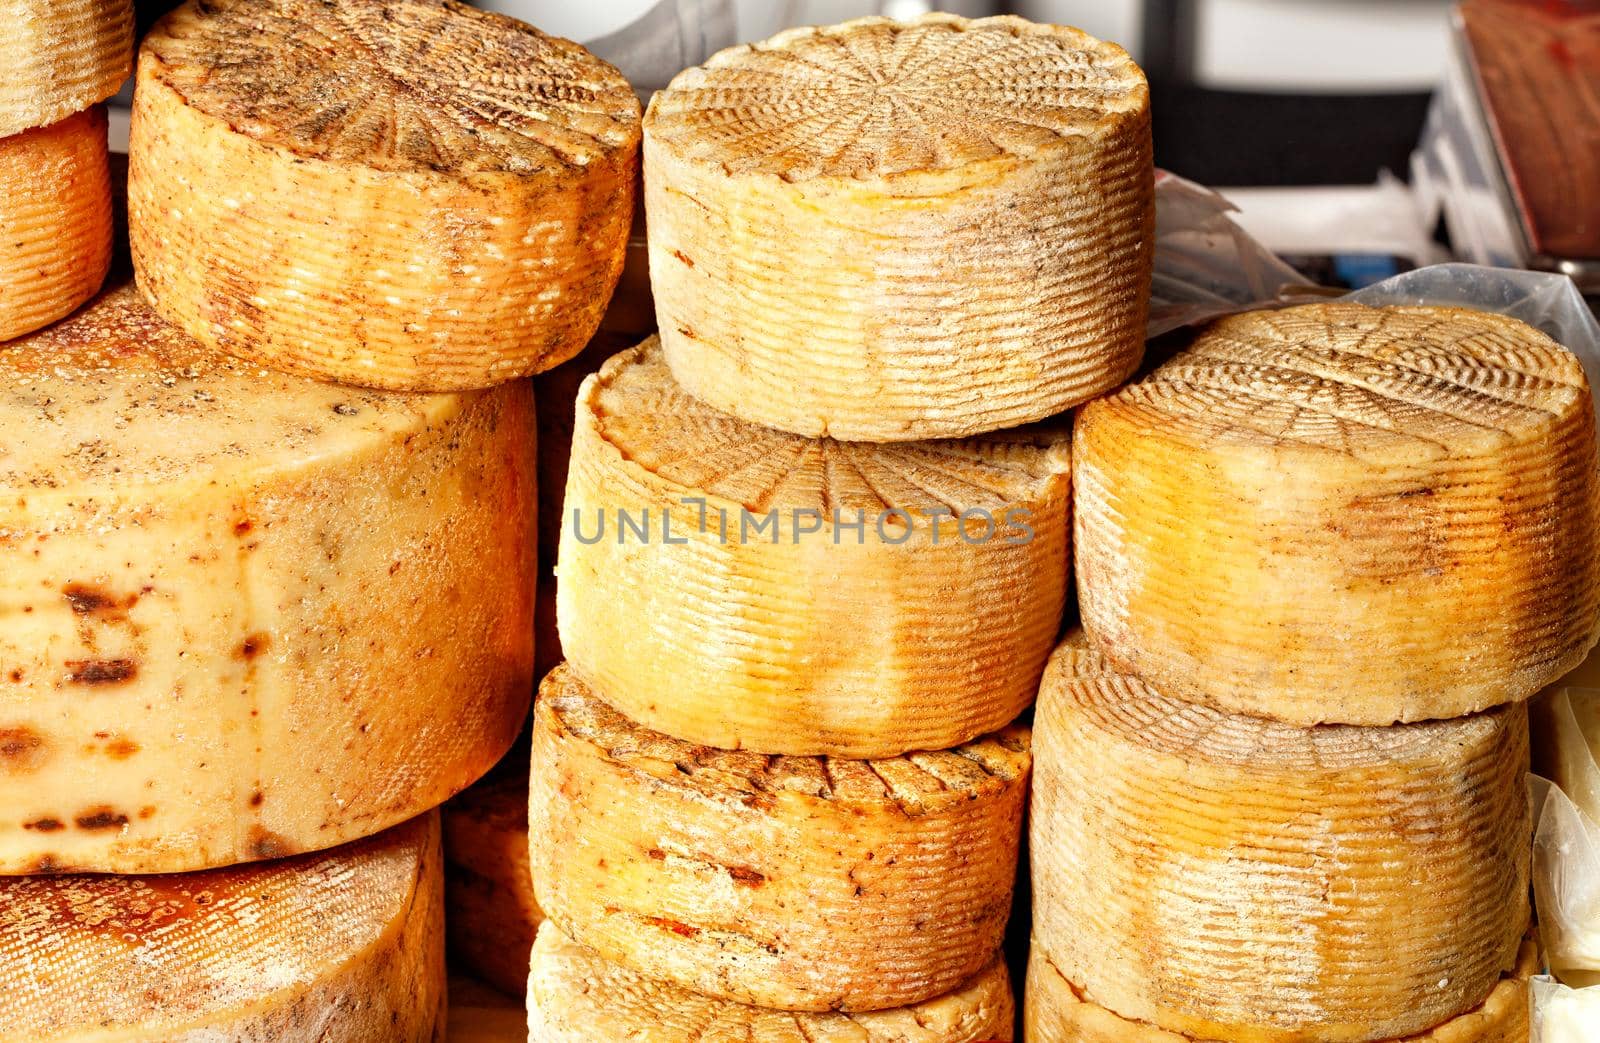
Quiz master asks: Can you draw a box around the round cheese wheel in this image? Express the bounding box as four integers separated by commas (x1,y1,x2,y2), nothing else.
1025,936,1538,1043
0,285,536,875
0,108,112,341
1030,635,1532,1042
0,0,131,137
529,922,1015,1042
129,0,641,392
1076,302,1600,725
528,664,1030,1012
644,13,1152,441
0,812,445,1042
558,338,1069,758
443,768,541,998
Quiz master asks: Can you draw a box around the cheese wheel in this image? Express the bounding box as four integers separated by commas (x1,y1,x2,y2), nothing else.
0,0,131,137
0,812,445,1042
558,338,1069,758
128,0,641,392
0,285,536,875
444,768,542,998
644,13,1152,442
529,922,1015,1042
1076,302,1600,725
1025,937,1538,1043
0,108,113,341
1030,635,1532,1042
529,664,1030,1012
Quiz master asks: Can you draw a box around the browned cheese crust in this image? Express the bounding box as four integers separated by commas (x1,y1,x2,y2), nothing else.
528,664,1031,1012
129,0,642,391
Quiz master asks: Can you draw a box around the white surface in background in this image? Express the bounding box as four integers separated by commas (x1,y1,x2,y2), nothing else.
1011,0,1142,59
472,0,659,40
1218,180,1445,266
1196,0,1451,92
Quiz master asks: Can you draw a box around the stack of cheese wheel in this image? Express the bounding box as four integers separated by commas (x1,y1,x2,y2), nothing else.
0,1,129,341
1029,302,1600,1041
534,13,1154,1040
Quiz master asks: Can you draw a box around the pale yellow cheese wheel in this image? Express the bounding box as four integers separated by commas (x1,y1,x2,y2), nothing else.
0,0,132,137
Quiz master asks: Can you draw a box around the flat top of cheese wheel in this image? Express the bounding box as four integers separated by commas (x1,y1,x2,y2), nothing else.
544,663,1031,814
0,815,431,1039
142,0,640,176
587,337,1070,515
0,285,454,493
647,13,1146,180
1051,633,1513,771
1102,303,1589,463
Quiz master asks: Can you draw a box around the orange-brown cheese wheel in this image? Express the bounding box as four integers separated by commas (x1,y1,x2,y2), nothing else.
0,286,536,875
129,0,641,391
443,767,542,998
0,813,445,1042
0,108,112,341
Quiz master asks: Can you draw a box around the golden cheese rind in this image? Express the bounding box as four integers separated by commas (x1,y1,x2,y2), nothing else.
443,768,542,998
644,13,1153,441
0,0,132,137
129,0,642,392
528,664,1031,1012
1076,301,1600,725
1025,937,1538,1043
0,286,536,875
529,922,1015,1042
0,108,112,341
1030,635,1533,1042
0,813,445,1042
558,338,1070,758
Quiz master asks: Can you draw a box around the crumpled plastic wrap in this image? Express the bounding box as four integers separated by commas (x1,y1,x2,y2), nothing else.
1534,688,1600,1037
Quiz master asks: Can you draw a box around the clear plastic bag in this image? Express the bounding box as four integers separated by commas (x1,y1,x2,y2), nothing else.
1534,688,1600,1033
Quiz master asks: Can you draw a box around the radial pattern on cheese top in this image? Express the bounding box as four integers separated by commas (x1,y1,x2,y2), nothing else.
529,923,1015,1042
529,664,1030,1013
1075,301,1600,725
0,286,535,875
560,338,1069,758
0,814,444,1042
644,14,1153,442
1024,936,1538,1043
0,0,132,137
1030,635,1532,1042
648,14,1145,180
143,0,638,174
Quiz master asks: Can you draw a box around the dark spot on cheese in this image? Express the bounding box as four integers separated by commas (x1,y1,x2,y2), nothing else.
249,790,265,808
75,807,129,831
138,805,156,820
233,519,254,536
8,670,21,682
63,583,139,617
677,325,697,340
726,865,766,887
250,826,295,859
66,659,138,685
672,249,694,267
646,847,666,861
237,632,271,660
0,727,46,771
645,916,701,938
30,855,65,874
23,817,63,832
105,737,140,759
333,403,360,416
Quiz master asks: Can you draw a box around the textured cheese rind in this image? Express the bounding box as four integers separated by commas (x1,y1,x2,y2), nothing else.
644,13,1153,442
1030,635,1532,1042
558,338,1070,758
528,922,1015,1042
0,0,132,137
0,813,445,1042
0,108,113,341
443,769,542,997
0,286,536,875
528,664,1031,1012
128,0,641,392
1026,937,1537,1043
1076,302,1600,725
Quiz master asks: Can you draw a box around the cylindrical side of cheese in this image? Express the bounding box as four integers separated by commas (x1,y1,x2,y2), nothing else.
644,13,1152,442
558,338,1069,758
128,0,642,392
1030,635,1532,1042
1076,302,1600,725
0,286,536,875
0,812,445,1043
0,0,132,137
529,922,1015,1042
0,108,112,341
443,768,542,998
529,664,1031,1012
1025,936,1538,1043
